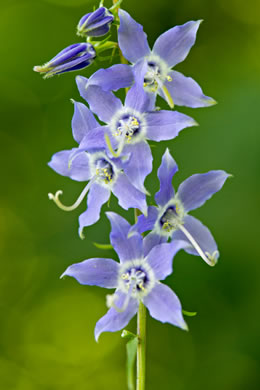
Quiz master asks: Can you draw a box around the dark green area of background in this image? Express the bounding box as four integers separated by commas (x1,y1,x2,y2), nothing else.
0,0,259,389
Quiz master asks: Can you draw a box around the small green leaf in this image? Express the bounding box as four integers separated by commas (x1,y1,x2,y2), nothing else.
122,330,138,390
182,310,197,317
121,330,138,389
93,242,113,250
121,329,137,341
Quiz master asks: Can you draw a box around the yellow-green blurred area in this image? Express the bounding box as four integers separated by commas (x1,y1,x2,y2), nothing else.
0,0,259,388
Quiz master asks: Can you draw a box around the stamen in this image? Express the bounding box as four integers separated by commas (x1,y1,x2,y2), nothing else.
167,75,173,82
48,176,97,212
178,224,217,266
115,125,128,156
106,116,139,157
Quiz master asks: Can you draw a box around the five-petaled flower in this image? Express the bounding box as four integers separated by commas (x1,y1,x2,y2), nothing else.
61,212,188,341
131,149,230,266
48,100,147,238
118,9,216,108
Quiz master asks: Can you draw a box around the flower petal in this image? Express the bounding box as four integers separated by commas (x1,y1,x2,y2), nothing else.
155,148,178,207
161,70,216,108
145,110,197,142
172,215,219,264
152,20,202,68
143,233,167,257
89,64,134,91
143,283,187,329
106,211,131,239
178,170,230,212
79,182,110,237
118,9,151,63
69,151,92,181
112,172,148,216
123,141,153,194
106,211,143,262
146,241,185,281
71,100,99,144
76,76,123,123
95,291,139,341
78,126,111,152
48,150,72,177
61,258,119,288
130,206,159,235
125,60,154,112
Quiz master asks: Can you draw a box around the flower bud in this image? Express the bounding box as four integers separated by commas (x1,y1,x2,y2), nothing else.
33,43,96,78
77,7,114,37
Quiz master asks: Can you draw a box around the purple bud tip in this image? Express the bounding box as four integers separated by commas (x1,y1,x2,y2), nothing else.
33,43,96,78
77,7,114,37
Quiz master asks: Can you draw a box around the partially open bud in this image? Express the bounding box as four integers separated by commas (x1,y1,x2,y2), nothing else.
77,7,114,37
33,43,96,78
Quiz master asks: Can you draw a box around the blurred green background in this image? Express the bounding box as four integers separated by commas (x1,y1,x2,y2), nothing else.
1,0,259,389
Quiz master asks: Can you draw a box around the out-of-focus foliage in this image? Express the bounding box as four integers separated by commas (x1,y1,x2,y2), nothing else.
0,0,259,389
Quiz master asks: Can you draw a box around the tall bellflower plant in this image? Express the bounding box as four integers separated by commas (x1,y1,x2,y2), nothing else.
34,1,230,389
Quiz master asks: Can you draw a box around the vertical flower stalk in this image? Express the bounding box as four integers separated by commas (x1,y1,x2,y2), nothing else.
137,301,146,390
135,207,146,390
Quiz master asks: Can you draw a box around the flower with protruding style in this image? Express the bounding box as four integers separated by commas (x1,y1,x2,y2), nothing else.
61,212,188,341
77,7,114,37
48,100,147,238
118,10,216,108
33,43,96,78
131,149,230,266
75,61,197,194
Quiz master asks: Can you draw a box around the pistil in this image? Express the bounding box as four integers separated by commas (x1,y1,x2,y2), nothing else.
178,224,218,266
48,176,97,211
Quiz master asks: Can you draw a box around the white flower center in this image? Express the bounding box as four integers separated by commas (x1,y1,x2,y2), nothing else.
119,260,155,298
156,198,185,237
90,151,117,187
143,54,171,92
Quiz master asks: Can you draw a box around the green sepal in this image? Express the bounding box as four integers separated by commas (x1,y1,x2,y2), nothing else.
121,330,138,390
95,40,118,55
97,54,119,62
93,242,113,250
109,0,123,13
182,310,197,317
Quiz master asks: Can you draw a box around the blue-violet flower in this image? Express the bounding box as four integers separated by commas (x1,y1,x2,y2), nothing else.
131,149,230,266
118,10,216,108
61,212,188,340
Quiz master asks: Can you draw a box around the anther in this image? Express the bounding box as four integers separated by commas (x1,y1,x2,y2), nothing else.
167,75,173,82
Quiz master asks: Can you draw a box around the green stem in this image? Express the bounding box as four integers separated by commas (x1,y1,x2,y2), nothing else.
136,301,146,390
134,208,146,390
